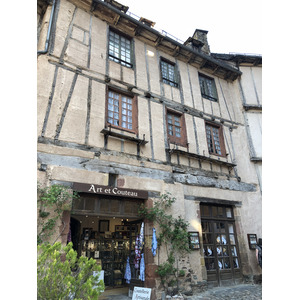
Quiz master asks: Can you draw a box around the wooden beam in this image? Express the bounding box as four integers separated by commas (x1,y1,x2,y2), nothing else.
113,14,120,25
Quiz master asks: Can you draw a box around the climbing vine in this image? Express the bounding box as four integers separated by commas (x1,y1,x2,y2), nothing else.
138,192,191,290
37,183,79,245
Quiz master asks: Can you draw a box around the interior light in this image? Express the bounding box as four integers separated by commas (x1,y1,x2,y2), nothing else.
147,50,154,57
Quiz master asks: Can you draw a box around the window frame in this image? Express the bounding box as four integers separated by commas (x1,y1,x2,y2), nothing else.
199,73,218,102
205,121,226,157
108,28,133,68
160,58,179,88
105,87,138,134
166,108,187,147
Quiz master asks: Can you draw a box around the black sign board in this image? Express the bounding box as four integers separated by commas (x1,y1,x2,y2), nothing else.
72,182,148,199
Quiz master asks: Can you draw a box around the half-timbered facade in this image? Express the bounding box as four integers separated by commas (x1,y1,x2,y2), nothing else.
37,0,262,298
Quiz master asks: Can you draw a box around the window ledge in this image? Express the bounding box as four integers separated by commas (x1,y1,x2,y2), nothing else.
250,157,262,162
244,104,262,111
101,128,148,145
166,148,236,168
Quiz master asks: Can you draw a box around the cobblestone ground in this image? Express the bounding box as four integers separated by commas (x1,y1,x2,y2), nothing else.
187,284,262,300
99,283,262,300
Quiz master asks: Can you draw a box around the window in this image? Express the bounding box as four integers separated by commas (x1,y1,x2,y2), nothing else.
108,30,132,68
106,89,137,133
166,109,187,146
205,122,226,156
199,74,218,101
160,59,178,87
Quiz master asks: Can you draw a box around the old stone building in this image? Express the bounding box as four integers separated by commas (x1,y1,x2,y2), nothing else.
37,0,262,298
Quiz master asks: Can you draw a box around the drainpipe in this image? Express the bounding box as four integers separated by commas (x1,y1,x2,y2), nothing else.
37,0,57,56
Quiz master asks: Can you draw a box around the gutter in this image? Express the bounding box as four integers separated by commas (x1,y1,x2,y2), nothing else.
37,0,57,56
93,0,242,77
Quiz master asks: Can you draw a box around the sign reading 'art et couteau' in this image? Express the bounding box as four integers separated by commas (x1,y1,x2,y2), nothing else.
72,182,148,199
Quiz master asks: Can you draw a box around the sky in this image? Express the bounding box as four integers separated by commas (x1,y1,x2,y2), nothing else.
121,0,262,55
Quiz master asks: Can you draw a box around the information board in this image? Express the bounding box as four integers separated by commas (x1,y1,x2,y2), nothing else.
132,287,151,300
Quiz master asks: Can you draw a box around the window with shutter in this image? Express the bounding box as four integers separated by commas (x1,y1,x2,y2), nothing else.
166,109,187,147
205,122,226,157
106,89,137,134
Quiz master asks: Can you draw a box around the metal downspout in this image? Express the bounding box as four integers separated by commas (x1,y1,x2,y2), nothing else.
37,0,57,56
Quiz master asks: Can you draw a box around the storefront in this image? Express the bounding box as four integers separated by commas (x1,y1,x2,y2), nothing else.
70,182,148,295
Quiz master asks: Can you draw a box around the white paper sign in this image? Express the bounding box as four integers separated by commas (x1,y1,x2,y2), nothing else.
132,287,151,300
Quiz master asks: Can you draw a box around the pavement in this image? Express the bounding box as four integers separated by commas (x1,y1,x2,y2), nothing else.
186,284,262,300
98,283,262,300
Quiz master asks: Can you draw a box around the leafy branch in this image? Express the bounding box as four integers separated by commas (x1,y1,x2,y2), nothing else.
37,183,79,244
139,192,191,291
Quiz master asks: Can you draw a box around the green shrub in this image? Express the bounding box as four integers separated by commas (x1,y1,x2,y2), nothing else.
37,242,104,300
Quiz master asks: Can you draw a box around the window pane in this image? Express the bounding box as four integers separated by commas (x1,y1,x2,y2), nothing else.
233,258,239,269
231,246,237,256
226,208,232,218
204,245,214,257
224,258,231,269
201,205,210,216
229,234,235,245
205,258,215,270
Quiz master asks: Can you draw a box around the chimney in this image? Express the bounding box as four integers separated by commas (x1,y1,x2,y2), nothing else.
184,29,211,55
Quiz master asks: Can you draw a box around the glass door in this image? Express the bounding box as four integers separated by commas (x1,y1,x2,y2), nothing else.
201,204,242,287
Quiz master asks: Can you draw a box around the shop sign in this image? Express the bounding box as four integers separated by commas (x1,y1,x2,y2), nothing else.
73,182,148,199
132,287,151,300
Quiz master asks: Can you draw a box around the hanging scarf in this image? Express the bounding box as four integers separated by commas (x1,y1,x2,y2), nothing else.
124,256,131,284
151,228,157,256
139,222,144,251
134,235,141,268
139,253,145,281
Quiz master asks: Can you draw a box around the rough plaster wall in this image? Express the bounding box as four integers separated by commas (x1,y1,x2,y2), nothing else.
90,16,107,73
52,0,76,58
246,112,262,158
232,126,260,184
135,41,149,91
88,81,105,147
59,75,89,144
137,97,152,159
150,101,166,161
239,67,259,105
44,68,75,139
250,67,262,105
37,56,57,136
178,61,193,107
147,45,161,95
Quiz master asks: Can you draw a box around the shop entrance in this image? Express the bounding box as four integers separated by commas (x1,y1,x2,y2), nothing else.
70,193,145,294
200,204,242,287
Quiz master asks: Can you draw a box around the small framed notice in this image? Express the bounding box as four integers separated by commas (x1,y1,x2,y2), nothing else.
188,231,200,250
132,287,151,300
247,234,257,250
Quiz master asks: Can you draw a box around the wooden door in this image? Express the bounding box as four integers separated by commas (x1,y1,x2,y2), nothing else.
201,204,242,287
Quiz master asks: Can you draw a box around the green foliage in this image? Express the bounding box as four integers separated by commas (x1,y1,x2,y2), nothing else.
37,242,104,300
139,192,190,289
37,184,79,244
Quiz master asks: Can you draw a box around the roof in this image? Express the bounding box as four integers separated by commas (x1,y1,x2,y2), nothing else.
90,0,243,81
